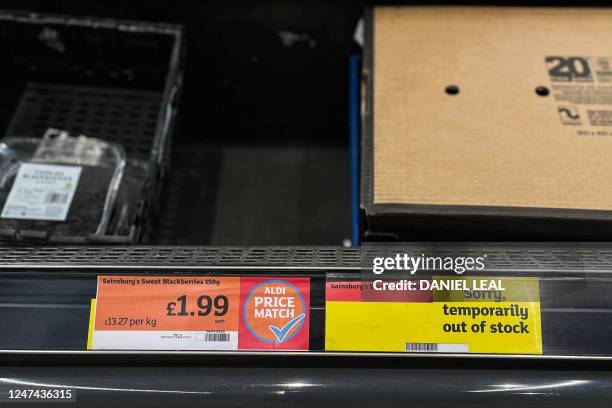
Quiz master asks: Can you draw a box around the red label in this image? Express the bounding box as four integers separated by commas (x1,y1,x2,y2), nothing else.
239,277,310,350
326,280,432,303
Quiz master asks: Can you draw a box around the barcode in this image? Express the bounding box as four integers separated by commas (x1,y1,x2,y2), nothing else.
405,342,438,352
204,332,231,342
44,192,69,204
405,342,469,353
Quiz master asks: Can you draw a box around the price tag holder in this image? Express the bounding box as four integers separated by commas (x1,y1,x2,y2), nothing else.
325,276,543,354
88,276,310,351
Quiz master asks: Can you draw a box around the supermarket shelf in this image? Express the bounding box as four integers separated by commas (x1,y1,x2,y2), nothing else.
2,362,611,408
1,244,612,357
2,244,612,406
4,349,612,361
1,243,612,270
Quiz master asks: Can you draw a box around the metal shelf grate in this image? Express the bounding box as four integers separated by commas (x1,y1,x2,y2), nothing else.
0,244,611,270
6,83,163,161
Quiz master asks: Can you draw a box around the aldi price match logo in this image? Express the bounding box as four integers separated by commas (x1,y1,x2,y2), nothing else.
239,277,310,350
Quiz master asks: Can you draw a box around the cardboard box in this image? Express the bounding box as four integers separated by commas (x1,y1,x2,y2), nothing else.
362,6,612,240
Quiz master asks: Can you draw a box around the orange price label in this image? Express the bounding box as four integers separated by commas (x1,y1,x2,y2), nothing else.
91,276,240,350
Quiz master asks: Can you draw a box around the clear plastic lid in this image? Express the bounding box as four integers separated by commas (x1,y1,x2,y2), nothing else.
0,129,126,241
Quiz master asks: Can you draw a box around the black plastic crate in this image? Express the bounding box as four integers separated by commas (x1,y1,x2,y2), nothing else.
0,10,183,243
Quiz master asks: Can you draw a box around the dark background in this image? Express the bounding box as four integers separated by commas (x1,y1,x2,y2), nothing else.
1,1,609,245
0,0,361,246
